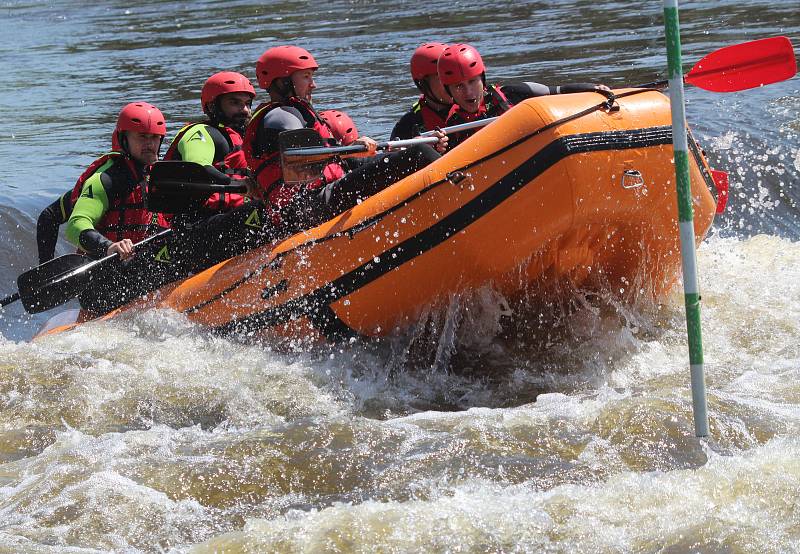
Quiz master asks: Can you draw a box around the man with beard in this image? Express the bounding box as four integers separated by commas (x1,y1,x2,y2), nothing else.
163,71,255,214
65,102,170,261
36,101,172,263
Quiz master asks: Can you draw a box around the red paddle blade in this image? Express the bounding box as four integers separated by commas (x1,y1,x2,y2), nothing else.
686,36,797,92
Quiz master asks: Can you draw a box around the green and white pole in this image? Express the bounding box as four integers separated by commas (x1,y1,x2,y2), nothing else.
663,0,709,437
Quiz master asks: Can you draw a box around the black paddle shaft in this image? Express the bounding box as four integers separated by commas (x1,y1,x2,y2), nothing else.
0,291,20,308
16,228,173,314
146,161,247,214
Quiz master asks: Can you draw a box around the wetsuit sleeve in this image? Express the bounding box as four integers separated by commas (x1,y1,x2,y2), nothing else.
195,127,244,211
202,163,243,212
501,82,602,104
390,110,420,140
558,83,602,93
65,170,113,258
500,82,557,103
175,125,218,166
36,190,72,264
173,125,232,185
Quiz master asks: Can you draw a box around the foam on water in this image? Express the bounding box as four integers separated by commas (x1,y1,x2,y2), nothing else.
0,427,211,551
2,235,800,551
195,437,800,553
1,1,799,550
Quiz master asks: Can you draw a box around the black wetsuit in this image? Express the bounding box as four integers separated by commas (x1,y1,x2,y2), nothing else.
390,99,451,140
36,190,73,264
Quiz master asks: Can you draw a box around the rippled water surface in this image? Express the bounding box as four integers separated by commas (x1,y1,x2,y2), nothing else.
1,0,799,551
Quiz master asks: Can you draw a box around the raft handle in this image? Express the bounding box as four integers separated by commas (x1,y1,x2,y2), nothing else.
596,89,620,112
446,170,468,188
621,169,645,189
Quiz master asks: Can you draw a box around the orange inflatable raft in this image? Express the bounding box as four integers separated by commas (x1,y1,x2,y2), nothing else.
39,89,724,341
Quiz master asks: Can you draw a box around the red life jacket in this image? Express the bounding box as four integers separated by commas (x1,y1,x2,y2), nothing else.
445,84,511,127
70,152,170,243
412,95,449,134
444,85,511,150
243,97,346,221
164,122,248,211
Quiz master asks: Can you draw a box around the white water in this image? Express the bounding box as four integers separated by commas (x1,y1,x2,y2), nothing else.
2,235,800,552
1,0,799,550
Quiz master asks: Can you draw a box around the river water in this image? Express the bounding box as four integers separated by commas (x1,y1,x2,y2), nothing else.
1,0,799,552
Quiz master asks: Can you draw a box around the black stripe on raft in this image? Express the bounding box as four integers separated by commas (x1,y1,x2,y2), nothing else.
211,126,675,338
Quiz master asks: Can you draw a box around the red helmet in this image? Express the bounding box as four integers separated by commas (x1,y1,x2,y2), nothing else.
410,42,448,81
437,43,485,86
256,45,318,90
319,110,359,146
112,102,166,151
201,71,255,113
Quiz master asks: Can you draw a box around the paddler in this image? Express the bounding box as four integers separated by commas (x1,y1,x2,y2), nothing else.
64,102,170,260
163,71,255,215
243,45,447,227
390,42,453,140
438,43,610,150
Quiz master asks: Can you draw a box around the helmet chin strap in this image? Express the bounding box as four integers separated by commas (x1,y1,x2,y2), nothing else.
206,101,220,121
275,77,296,100
207,101,226,126
119,132,131,157
417,77,450,106
415,78,434,98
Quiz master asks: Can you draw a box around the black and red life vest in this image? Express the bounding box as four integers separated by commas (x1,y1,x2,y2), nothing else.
243,97,345,220
164,122,248,211
411,94,449,134
70,152,170,244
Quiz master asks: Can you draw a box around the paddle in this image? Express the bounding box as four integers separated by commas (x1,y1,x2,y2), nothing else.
146,160,247,213
12,228,172,314
416,36,797,138
0,292,20,308
419,120,492,138
279,128,334,184
282,136,441,159
636,36,796,92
